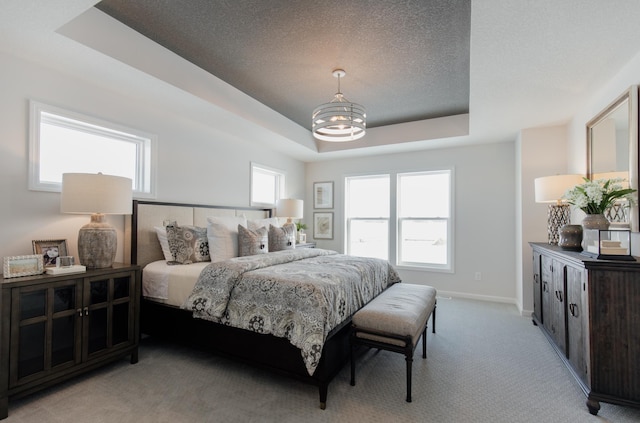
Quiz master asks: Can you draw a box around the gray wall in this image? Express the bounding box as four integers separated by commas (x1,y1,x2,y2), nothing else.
306,142,517,303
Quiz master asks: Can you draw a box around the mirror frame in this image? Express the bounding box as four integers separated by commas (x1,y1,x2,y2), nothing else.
586,85,638,232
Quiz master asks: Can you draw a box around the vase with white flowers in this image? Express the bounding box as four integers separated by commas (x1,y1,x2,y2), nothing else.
563,177,636,229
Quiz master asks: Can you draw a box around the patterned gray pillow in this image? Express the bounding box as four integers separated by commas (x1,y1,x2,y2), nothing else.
268,223,296,251
165,224,210,265
238,225,269,256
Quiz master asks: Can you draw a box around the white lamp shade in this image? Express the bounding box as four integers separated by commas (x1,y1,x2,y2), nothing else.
534,174,584,203
276,199,303,219
593,171,630,188
61,173,133,215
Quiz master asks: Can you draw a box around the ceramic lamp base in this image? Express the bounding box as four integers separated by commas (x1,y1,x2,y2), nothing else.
547,204,571,245
78,214,117,268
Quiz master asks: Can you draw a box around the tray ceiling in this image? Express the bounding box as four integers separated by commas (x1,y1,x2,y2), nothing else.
95,0,471,131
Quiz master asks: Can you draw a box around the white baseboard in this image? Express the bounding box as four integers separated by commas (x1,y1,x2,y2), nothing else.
436,290,516,306
436,290,535,318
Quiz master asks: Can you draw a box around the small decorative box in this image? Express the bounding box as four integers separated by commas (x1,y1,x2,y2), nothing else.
581,229,635,261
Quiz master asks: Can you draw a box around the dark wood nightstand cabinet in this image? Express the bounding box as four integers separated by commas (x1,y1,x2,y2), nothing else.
0,263,140,420
530,243,640,415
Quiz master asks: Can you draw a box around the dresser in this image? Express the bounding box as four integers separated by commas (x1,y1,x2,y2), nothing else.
0,264,140,419
530,243,640,415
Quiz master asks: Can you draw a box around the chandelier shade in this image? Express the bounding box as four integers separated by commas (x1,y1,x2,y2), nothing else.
312,69,366,142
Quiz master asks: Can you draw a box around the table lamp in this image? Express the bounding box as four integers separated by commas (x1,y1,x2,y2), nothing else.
61,173,132,268
534,174,583,244
276,199,303,224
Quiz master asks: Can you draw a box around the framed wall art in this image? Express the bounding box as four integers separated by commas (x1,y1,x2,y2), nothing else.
313,181,334,209
314,212,334,239
3,255,44,278
32,239,68,267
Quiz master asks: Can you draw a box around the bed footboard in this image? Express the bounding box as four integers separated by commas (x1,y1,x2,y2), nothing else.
140,299,351,408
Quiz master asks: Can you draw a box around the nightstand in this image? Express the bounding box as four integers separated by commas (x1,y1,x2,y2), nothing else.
0,263,140,420
297,242,317,248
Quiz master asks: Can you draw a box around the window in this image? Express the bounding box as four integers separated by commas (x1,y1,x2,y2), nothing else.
345,175,390,260
29,101,155,197
397,170,452,270
251,163,285,207
345,169,454,271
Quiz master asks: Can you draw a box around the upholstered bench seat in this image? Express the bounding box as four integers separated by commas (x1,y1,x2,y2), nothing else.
350,283,437,402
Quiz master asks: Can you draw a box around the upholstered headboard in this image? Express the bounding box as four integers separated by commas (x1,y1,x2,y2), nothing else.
125,200,271,268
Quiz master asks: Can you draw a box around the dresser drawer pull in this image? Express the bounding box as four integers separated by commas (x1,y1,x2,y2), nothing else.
555,290,563,302
569,303,579,318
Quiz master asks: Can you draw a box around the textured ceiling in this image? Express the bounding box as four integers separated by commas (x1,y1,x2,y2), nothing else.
95,0,471,130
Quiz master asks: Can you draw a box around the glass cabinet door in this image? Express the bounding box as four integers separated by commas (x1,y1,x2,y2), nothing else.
84,272,135,359
11,280,81,386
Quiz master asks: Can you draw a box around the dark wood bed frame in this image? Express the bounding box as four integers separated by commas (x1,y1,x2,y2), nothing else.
129,200,353,409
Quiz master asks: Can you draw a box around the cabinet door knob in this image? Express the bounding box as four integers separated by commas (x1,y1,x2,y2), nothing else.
77,308,83,317
83,306,89,316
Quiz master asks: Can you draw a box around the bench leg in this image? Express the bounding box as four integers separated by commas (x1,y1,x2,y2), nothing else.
422,327,427,359
405,353,413,402
432,304,437,334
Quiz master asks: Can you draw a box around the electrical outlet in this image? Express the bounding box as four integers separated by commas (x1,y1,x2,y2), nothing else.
474,272,482,281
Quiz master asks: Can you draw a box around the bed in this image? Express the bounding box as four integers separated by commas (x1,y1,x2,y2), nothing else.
127,200,399,408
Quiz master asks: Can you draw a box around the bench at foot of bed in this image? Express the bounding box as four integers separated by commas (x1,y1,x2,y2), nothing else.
350,283,437,403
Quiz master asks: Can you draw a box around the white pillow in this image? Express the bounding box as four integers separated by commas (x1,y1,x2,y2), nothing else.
154,226,173,261
207,216,247,262
247,217,282,231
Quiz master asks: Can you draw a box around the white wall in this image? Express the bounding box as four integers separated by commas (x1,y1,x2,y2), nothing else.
517,125,569,314
306,141,517,303
0,52,304,263
567,49,640,255
518,50,640,315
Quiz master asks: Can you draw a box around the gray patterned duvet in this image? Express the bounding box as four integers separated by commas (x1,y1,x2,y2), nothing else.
183,248,400,375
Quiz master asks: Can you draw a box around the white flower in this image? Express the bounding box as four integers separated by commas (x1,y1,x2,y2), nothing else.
563,177,636,214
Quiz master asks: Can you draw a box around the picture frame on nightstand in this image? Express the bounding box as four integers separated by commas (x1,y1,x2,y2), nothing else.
3,254,44,278
32,239,68,267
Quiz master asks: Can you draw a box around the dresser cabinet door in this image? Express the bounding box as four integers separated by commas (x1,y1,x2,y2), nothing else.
540,255,553,334
83,271,136,360
566,265,588,384
10,279,82,387
550,259,566,353
532,251,542,324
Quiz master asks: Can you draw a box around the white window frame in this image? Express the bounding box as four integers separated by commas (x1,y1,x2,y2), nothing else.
28,101,156,198
344,168,454,273
396,169,454,272
250,162,285,207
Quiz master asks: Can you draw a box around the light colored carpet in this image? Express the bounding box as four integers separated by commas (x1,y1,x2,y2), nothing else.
5,297,640,422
